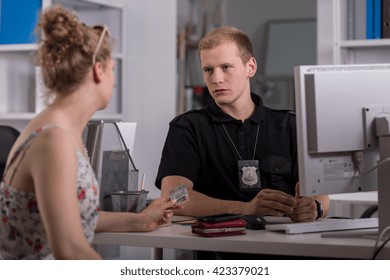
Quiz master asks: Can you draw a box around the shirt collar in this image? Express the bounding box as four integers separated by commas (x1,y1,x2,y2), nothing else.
207,93,266,124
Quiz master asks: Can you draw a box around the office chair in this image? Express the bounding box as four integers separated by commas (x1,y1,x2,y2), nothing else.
0,125,20,178
360,204,378,218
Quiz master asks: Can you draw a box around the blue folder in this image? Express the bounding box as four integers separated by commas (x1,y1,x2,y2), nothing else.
373,0,382,39
367,0,374,39
0,0,42,44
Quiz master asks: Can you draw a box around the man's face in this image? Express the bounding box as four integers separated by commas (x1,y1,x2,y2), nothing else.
200,41,256,107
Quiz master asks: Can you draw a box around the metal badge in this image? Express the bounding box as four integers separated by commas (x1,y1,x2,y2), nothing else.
238,160,261,191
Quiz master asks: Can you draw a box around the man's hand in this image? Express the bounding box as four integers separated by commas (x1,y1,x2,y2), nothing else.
243,189,297,216
287,182,318,222
287,196,317,222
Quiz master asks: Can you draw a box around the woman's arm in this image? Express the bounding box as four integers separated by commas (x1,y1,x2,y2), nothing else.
96,197,177,232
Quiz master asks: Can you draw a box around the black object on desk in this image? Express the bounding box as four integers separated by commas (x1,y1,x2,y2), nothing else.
197,213,241,223
241,215,267,230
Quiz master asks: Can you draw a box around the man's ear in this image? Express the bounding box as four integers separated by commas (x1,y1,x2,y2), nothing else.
92,62,104,83
247,57,257,78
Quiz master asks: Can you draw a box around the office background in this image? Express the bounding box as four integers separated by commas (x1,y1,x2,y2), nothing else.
0,0,316,259
2,0,387,260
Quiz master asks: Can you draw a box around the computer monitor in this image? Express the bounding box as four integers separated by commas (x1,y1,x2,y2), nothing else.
294,64,390,232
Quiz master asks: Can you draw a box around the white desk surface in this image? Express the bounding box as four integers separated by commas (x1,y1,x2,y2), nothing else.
93,223,389,259
329,192,378,204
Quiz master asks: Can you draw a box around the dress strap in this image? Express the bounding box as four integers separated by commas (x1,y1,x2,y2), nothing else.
3,124,58,185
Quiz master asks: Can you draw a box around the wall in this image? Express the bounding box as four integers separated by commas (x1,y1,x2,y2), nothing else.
118,0,177,260
125,0,177,200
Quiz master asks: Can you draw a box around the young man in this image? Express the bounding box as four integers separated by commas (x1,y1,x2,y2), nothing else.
156,26,328,223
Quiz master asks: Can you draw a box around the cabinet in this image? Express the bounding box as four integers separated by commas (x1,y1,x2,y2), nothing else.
317,0,390,65
0,0,127,131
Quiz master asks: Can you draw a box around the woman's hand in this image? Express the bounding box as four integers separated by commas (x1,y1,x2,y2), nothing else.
139,197,179,231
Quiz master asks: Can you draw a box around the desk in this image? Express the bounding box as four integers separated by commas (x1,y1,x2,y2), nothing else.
93,224,390,259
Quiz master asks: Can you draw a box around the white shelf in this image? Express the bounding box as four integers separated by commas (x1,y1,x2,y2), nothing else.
0,113,37,120
112,53,124,60
0,44,37,52
55,0,125,9
0,113,124,122
91,113,123,121
317,0,390,64
0,0,127,132
340,39,390,48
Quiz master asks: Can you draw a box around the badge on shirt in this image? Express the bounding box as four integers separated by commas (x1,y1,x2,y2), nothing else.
238,160,261,191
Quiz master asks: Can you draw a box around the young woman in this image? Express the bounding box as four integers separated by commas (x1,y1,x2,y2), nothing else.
0,5,176,260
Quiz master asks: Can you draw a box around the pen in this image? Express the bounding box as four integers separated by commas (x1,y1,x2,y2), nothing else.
141,173,145,191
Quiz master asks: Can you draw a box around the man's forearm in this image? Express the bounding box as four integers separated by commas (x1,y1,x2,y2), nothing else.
172,188,246,217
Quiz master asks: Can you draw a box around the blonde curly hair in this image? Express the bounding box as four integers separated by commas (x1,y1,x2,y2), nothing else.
34,5,111,97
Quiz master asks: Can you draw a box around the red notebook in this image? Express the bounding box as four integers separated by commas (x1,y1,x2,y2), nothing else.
191,219,247,237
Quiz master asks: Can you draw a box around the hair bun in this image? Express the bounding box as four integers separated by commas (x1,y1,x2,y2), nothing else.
35,5,112,96
40,5,83,47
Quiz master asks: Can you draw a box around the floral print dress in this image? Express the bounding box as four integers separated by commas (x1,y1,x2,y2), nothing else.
0,125,100,259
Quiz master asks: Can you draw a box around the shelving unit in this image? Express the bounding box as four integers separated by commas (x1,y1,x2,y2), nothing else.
176,0,226,114
317,0,390,64
0,0,127,131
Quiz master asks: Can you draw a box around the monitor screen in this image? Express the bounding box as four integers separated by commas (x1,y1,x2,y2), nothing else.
294,64,390,231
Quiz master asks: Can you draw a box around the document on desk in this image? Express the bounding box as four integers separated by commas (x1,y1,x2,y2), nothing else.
172,215,197,225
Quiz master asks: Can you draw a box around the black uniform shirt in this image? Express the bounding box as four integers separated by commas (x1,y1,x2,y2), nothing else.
155,93,298,202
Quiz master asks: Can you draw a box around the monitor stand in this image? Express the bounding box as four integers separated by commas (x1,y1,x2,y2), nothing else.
325,117,390,240
376,116,390,234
